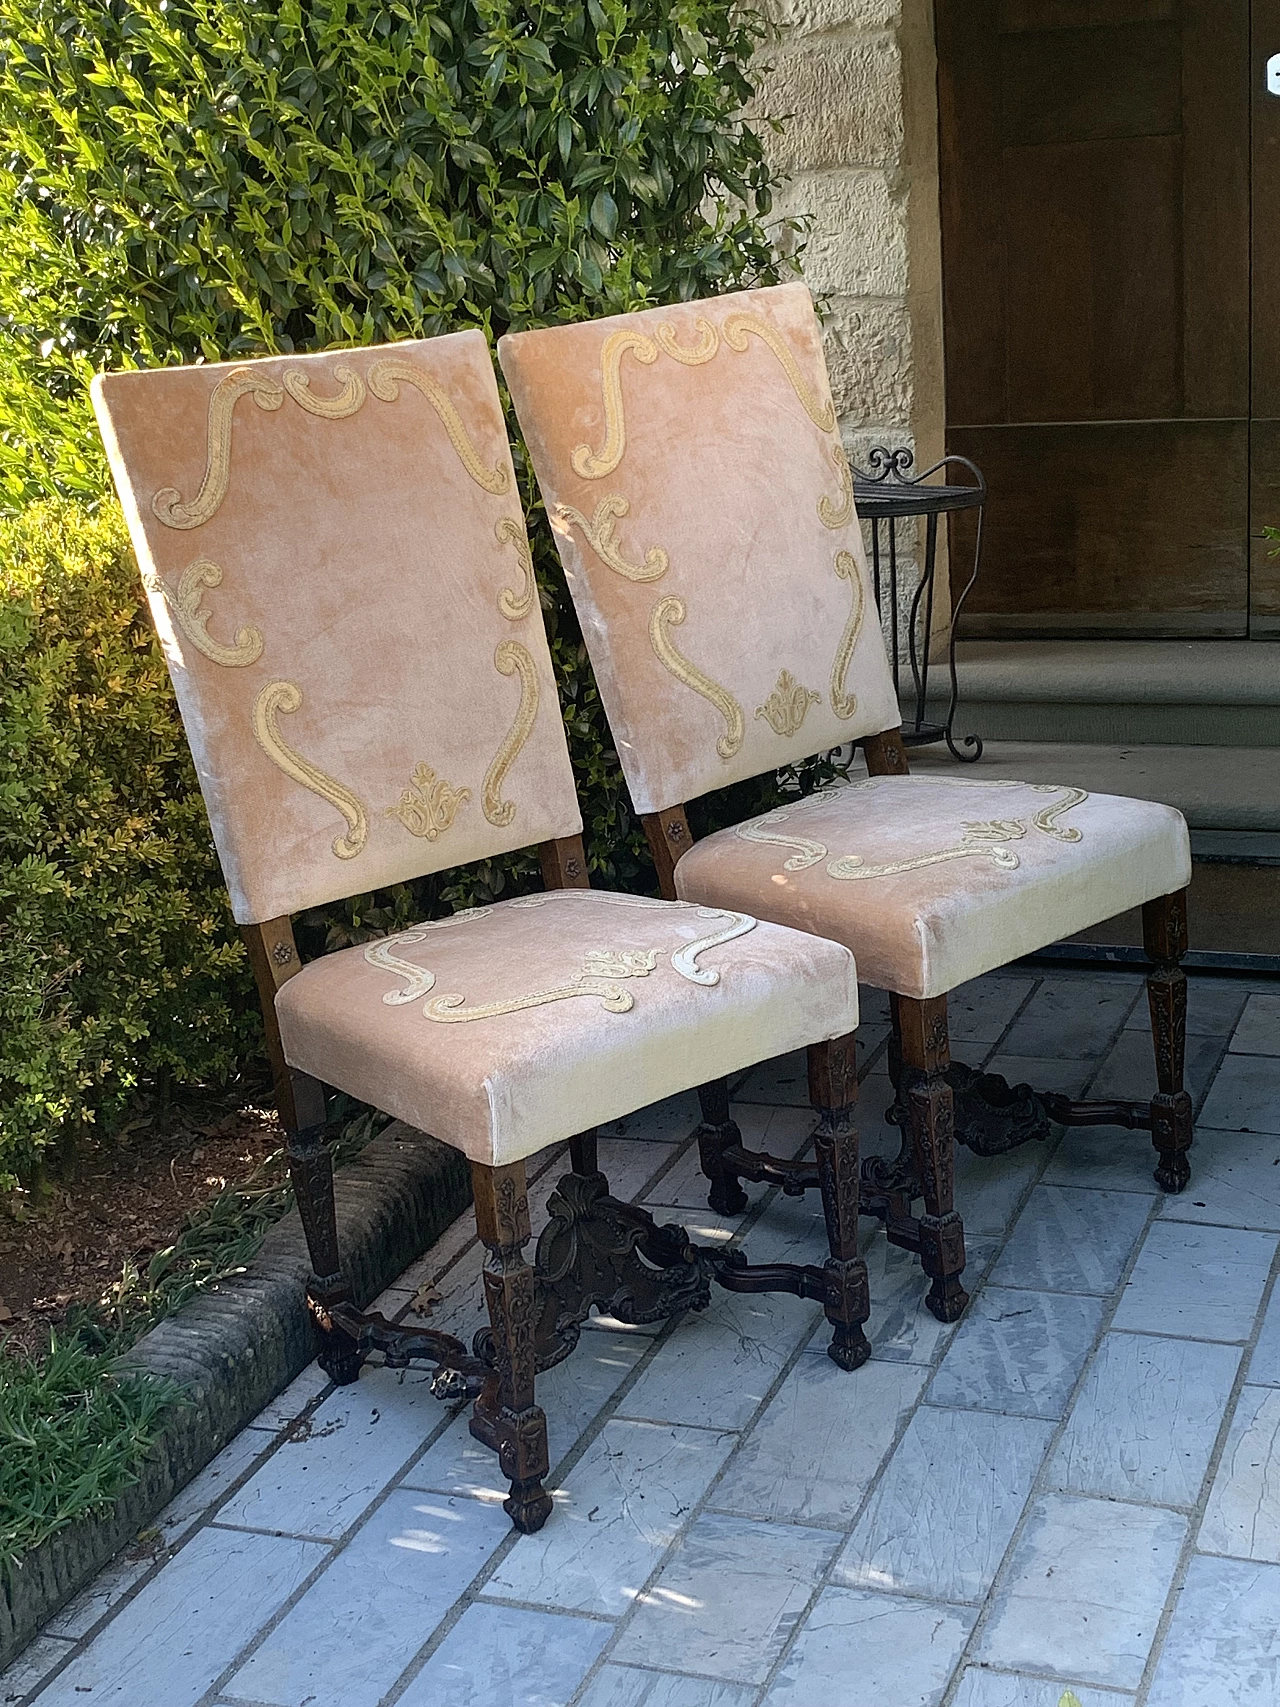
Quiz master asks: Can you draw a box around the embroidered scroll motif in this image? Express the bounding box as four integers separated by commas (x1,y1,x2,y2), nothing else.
649,596,744,761
367,359,509,494
755,669,822,738
826,824,1024,880
144,559,264,667
495,517,537,620
283,365,367,418
152,368,285,530
818,443,854,529
555,495,669,582
1033,786,1087,842
483,640,540,826
735,809,829,872
571,328,659,480
830,551,866,719
425,979,636,1022
655,319,720,365
583,948,660,979
670,909,756,985
386,763,471,841
722,314,837,433
364,911,488,1004
251,680,368,859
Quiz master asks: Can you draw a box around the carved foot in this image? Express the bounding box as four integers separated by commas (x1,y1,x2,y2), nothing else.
926,1274,970,1324
1152,1090,1194,1193
920,1211,968,1324
707,1173,750,1216
827,1324,873,1371
697,1083,750,1216
308,1290,366,1385
506,1476,555,1533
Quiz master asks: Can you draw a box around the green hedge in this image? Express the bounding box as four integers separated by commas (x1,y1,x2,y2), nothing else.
0,500,258,1189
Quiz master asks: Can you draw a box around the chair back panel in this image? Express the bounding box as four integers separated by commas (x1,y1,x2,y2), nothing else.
499,284,900,815
94,333,581,923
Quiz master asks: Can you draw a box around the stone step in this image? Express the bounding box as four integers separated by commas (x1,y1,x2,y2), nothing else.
904,640,1280,747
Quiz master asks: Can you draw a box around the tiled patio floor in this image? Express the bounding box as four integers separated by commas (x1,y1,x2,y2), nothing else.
6,966,1280,1707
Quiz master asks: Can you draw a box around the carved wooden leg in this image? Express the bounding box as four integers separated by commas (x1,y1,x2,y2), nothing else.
894,994,968,1323
1143,889,1194,1193
808,1036,872,1370
697,1078,749,1216
569,1129,600,1179
285,1070,363,1385
470,1158,553,1534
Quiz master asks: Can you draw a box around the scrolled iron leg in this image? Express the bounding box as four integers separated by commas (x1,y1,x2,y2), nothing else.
697,1078,749,1216
894,995,969,1323
285,1071,364,1385
470,1158,553,1534
809,1036,872,1371
1144,890,1194,1193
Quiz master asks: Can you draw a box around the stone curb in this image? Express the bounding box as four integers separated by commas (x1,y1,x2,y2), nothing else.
0,1123,471,1672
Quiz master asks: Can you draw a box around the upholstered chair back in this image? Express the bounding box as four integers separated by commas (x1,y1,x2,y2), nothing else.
499,284,901,817
93,334,581,924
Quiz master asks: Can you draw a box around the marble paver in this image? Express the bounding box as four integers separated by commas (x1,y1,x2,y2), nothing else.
8,964,1280,1707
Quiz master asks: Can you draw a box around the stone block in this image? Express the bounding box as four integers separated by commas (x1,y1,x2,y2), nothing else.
777,168,908,298
822,296,913,424
752,35,903,174
761,0,900,35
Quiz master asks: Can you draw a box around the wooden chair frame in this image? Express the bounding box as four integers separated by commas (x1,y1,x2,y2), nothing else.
243,833,872,1533
643,728,1193,1326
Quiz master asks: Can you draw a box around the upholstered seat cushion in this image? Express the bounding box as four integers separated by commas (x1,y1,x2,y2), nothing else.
275,889,859,1166
673,776,1191,1002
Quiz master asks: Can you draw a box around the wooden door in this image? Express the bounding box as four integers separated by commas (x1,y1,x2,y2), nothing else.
937,1,1251,637
1253,0,1280,634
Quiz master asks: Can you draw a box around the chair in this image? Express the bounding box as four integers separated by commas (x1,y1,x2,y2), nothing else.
91,331,874,1535
499,282,1193,1326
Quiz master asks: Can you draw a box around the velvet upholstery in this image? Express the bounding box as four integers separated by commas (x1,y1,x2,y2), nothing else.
499,283,901,815
275,890,859,1165
674,776,1191,1000
93,333,582,924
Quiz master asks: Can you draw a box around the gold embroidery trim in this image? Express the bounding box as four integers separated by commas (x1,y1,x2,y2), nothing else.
826,833,1024,879
1033,785,1087,842
830,551,866,719
555,495,668,582
722,313,837,432
367,358,509,494
670,909,756,985
144,559,264,668
818,443,854,529
283,365,367,418
364,911,488,1004
735,809,829,872
571,328,659,480
152,368,285,529
251,680,368,860
756,669,822,738
649,596,744,761
495,517,537,620
386,763,471,841
655,318,720,365
482,640,540,826
425,977,638,1022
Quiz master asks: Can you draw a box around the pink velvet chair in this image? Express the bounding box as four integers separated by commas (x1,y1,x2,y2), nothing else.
92,331,876,1534
500,283,1194,1326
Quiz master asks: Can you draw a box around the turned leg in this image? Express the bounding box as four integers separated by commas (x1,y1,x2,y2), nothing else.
894,994,968,1323
285,1070,364,1385
1143,889,1194,1193
808,1036,872,1370
697,1078,749,1215
470,1159,553,1534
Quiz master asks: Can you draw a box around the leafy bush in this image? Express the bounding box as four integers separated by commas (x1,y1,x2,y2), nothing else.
0,499,258,1189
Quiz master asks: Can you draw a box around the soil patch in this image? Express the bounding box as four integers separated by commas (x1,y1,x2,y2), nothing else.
0,1070,284,1360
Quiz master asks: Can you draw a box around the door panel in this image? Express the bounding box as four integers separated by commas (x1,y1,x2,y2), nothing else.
1253,0,1280,632
937,0,1251,636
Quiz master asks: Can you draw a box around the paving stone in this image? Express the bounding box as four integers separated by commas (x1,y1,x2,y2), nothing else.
760,1585,974,1707
41,1550,154,1643
862,1235,998,1367
395,1601,612,1707
1111,1222,1278,1343
928,1287,1106,1420
1198,1055,1280,1135
947,974,1037,1046
976,1494,1186,1690
0,1636,75,1704
998,979,1140,1060
482,1418,738,1616
1126,976,1249,1041
1041,1126,1162,1196
249,1362,332,1434
989,1185,1151,1295
731,1050,811,1107
954,1140,1051,1238
1198,1384,1280,1563
1145,1553,1280,1707
577,1668,755,1707
951,1672,1132,1706
979,1056,1095,1100
404,1332,647,1497
837,1405,1051,1603
600,1090,704,1142
1049,1332,1241,1508
1229,991,1280,1056
1247,1282,1280,1385
612,1512,840,1684
711,1355,927,1529
1158,1127,1280,1233
34,1527,328,1707
645,1107,812,1211
1087,1027,1225,1112
216,1362,454,1540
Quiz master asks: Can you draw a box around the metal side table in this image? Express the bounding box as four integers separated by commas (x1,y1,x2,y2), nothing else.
853,446,986,762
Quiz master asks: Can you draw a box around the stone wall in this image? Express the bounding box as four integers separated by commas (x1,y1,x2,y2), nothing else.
753,0,950,651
